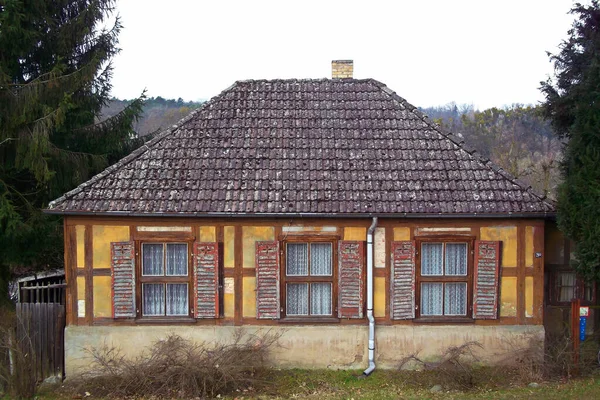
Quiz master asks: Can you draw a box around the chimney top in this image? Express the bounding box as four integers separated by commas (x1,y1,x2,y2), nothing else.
332,60,353,79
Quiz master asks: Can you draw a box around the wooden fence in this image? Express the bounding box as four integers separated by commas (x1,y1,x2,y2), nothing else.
15,303,65,381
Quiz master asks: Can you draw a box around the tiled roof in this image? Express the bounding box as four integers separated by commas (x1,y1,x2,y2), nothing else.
47,79,554,216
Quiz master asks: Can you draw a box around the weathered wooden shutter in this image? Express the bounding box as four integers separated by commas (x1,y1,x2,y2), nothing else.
193,242,220,318
338,241,365,318
473,240,501,319
255,241,280,319
390,241,416,320
111,241,136,318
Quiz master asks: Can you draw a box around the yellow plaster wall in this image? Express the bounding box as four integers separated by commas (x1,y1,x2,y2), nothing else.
480,226,517,268
243,226,275,268
224,226,235,269
199,226,216,242
344,227,366,241
500,277,517,317
92,226,130,269
374,277,386,317
243,277,257,318
526,226,534,267
525,276,534,318
393,227,411,241
93,276,112,318
76,225,85,268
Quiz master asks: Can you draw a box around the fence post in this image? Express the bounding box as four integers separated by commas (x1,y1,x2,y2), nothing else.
571,298,581,365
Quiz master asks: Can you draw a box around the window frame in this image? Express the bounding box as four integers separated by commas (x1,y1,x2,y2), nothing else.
135,241,193,318
281,236,338,319
415,236,475,320
550,269,597,306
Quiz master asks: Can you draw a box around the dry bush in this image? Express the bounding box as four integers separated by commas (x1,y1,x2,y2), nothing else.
398,341,483,389
0,307,37,399
67,330,282,398
495,332,545,383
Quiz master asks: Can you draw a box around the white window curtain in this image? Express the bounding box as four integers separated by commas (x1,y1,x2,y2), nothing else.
421,283,443,315
143,283,164,315
445,243,467,275
143,244,164,275
558,272,576,302
444,283,467,315
310,243,332,275
287,283,308,315
166,283,188,315
166,244,187,275
422,243,443,275
310,283,332,315
287,243,308,276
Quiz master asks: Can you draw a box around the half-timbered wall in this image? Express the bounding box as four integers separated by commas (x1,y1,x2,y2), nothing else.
64,216,545,327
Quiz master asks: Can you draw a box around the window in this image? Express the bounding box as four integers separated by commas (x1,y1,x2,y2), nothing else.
283,240,334,317
417,239,472,318
553,271,595,304
141,243,190,316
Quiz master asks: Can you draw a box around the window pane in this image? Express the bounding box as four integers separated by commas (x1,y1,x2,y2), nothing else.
445,283,467,315
166,243,188,276
311,243,332,276
558,272,576,302
287,283,308,315
310,283,332,315
421,283,443,315
287,243,308,276
584,282,593,302
421,243,443,275
445,243,467,276
142,244,164,275
166,283,188,316
143,283,164,316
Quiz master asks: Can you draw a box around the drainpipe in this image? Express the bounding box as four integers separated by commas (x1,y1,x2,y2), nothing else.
363,217,378,376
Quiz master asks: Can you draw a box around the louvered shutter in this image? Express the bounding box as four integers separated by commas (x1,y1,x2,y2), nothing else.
390,241,416,320
338,241,365,318
193,242,220,318
255,241,280,319
111,241,136,318
473,240,501,319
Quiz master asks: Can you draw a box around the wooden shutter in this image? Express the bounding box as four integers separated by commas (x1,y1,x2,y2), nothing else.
193,242,220,319
255,241,280,319
473,240,501,319
390,241,416,320
338,241,365,318
111,241,136,318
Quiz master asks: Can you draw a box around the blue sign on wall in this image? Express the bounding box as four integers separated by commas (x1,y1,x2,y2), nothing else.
580,316,587,341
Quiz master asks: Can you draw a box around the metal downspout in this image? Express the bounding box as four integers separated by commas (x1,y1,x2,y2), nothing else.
363,217,378,376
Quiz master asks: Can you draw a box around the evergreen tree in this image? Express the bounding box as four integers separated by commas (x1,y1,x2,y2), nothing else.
541,1,600,281
0,0,145,298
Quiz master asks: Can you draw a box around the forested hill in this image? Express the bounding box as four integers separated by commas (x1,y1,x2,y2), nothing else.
101,97,204,137
420,103,561,200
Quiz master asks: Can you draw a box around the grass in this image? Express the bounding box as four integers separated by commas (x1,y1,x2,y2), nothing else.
33,368,600,399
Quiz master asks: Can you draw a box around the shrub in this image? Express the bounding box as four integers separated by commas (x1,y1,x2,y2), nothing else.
67,330,281,398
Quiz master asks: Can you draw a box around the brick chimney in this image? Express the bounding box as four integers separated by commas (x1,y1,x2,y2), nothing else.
332,60,353,79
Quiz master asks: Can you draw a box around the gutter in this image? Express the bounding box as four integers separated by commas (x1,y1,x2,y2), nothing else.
43,210,555,219
363,217,378,376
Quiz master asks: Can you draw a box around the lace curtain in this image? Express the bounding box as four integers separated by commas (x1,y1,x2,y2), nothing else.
444,283,467,315
421,283,443,315
287,283,308,315
445,243,467,275
422,243,443,275
166,283,188,315
558,272,576,302
143,283,164,315
166,244,187,275
287,243,308,275
311,243,332,275
310,283,332,315
143,244,164,275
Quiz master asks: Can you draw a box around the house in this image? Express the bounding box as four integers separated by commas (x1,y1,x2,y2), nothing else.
47,60,556,376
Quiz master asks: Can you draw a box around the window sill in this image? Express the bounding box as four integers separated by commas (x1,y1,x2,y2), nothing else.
413,317,474,324
279,317,340,324
135,317,197,324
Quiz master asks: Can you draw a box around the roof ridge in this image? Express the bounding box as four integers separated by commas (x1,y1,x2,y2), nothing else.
372,80,554,211
47,84,239,209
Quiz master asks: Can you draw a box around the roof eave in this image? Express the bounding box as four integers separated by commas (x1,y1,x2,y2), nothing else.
43,209,556,219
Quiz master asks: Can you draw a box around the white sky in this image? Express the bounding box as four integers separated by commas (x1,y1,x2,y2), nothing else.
110,0,578,110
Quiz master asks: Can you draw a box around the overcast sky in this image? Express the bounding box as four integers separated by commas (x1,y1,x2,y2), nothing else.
110,0,578,110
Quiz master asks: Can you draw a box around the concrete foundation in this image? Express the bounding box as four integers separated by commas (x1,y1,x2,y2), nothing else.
64,324,544,377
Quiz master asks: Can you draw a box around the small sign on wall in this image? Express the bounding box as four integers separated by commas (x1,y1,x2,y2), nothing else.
78,300,85,318
224,277,234,294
